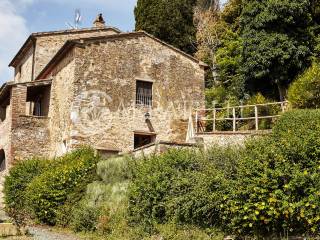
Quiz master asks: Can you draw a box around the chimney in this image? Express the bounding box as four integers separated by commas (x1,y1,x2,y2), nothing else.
93,13,106,28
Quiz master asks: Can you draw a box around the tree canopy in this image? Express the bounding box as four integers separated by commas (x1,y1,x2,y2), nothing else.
134,0,197,54
240,0,313,100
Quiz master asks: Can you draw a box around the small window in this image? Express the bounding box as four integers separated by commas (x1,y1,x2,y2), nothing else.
0,106,6,122
134,134,156,149
17,65,22,79
26,85,51,117
136,80,152,107
0,150,6,172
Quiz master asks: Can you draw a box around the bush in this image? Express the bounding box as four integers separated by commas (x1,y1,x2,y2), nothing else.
25,147,100,225
288,61,320,109
70,201,100,232
4,158,49,221
220,109,320,236
129,109,320,237
97,156,131,184
128,147,241,230
70,156,131,236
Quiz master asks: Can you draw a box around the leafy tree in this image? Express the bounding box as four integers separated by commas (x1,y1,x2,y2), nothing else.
288,61,320,109
135,0,197,54
196,0,245,102
221,0,242,27
240,0,313,101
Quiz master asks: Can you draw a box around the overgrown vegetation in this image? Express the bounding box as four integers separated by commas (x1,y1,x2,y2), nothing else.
129,109,320,238
134,0,197,54
288,61,320,109
5,109,320,238
4,147,100,226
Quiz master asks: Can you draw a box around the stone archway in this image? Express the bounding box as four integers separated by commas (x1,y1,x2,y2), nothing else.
0,150,5,172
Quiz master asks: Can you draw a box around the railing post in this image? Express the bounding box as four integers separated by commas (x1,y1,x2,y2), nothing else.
281,102,285,113
255,105,259,131
233,107,236,132
213,109,216,132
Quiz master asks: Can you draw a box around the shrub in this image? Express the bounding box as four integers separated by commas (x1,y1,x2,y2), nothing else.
71,156,131,235
128,147,241,230
220,109,320,236
288,61,320,109
25,147,100,225
129,109,320,237
70,201,100,232
153,223,224,240
4,158,49,221
97,156,131,184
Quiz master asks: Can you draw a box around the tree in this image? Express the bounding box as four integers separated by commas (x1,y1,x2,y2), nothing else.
288,61,320,109
240,0,313,101
135,0,197,54
195,0,245,102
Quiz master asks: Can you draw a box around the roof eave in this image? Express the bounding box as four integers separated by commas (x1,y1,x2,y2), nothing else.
35,40,78,80
9,35,35,68
9,27,122,68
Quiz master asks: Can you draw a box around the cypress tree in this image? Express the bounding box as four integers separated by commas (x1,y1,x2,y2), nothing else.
135,0,197,54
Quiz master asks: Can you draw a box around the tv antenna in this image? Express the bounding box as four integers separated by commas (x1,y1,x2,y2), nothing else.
65,9,82,29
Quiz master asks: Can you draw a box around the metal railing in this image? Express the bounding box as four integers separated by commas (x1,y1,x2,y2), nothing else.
195,101,289,133
136,89,152,107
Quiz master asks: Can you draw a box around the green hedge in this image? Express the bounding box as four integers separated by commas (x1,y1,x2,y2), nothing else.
22,148,99,226
128,147,241,230
288,61,320,109
128,109,320,237
4,158,49,221
223,110,320,235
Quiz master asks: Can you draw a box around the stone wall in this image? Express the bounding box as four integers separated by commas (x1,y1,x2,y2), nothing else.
0,106,11,169
11,116,50,162
47,50,76,158
131,141,199,158
68,35,205,152
13,28,120,84
33,29,119,79
6,30,205,161
197,132,270,149
14,47,33,83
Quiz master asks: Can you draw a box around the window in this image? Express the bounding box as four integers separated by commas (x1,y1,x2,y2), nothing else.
17,65,22,79
26,85,51,117
0,150,6,172
134,133,156,149
0,95,10,122
0,105,7,122
136,80,152,107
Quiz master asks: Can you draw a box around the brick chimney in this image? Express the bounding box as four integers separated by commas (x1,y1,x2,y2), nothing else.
93,13,105,28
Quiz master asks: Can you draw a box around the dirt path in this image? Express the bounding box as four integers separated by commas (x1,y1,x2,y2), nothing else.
5,226,80,240
27,226,79,240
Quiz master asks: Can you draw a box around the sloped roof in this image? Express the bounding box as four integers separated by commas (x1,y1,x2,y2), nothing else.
9,26,121,67
36,31,208,80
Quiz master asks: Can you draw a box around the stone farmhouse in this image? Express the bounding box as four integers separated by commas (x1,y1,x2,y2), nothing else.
0,14,206,170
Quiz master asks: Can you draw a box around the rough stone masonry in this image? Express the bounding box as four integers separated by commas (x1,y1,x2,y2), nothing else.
0,14,206,173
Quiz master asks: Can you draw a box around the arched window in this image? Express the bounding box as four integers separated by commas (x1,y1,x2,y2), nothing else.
0,150,6,172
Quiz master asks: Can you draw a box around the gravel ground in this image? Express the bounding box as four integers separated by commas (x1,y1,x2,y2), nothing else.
27,226,79,240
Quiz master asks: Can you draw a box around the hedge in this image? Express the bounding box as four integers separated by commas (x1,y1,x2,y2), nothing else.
25,147,100,225
288,61,320,109
4,158,49,221
128,147,241,229
128,109,320,237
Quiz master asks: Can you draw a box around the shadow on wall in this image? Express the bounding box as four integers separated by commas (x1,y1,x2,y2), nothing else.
0,150,5,172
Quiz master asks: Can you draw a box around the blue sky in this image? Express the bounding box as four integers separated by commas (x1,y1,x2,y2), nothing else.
0,0,227,84
0,0,136,84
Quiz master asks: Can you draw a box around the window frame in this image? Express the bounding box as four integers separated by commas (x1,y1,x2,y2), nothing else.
134,132,156,149
135,79,153,107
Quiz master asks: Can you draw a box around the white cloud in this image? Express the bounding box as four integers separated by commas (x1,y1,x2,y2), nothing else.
0,0,30,84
